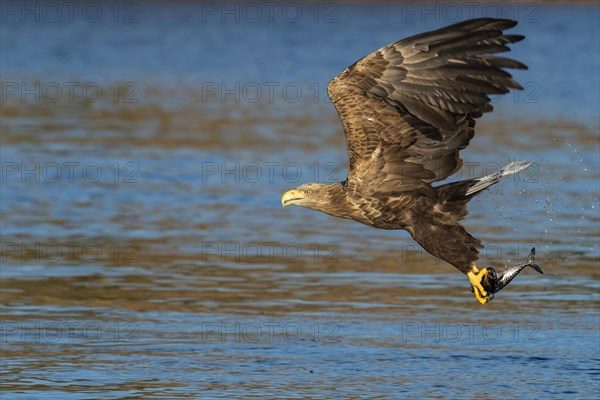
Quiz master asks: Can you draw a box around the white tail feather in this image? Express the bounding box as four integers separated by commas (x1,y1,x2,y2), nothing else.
499,160,533,176
465,160,532,196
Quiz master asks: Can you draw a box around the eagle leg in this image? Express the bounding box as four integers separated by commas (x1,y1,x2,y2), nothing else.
467,265,495,304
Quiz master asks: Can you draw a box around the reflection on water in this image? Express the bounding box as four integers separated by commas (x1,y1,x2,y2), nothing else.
1,2,599,398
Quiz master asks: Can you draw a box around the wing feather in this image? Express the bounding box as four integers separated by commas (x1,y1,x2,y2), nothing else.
327,18,526,191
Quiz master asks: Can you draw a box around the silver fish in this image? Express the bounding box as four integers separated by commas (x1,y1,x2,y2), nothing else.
470,248,543,302
494,247,543,293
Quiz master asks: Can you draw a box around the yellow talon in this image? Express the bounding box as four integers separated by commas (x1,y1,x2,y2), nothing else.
467,265,493,304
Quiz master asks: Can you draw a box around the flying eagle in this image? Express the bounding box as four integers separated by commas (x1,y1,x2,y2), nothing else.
281,18,543,304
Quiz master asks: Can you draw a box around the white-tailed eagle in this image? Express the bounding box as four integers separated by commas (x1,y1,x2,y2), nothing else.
282,18,542,304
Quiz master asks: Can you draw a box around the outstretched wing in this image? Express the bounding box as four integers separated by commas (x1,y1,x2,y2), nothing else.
327,18,526,195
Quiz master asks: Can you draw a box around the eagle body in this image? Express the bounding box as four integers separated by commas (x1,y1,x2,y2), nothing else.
281,18,542,303
290,176,486,271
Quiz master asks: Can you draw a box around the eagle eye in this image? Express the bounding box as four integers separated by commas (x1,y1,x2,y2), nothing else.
304,189,312,195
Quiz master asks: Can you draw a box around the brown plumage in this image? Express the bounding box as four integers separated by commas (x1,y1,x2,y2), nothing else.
282,18,540,302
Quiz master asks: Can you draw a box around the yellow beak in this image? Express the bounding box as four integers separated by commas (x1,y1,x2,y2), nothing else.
281,189,304,207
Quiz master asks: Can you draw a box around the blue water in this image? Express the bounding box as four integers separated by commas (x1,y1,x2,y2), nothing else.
1,3,599,399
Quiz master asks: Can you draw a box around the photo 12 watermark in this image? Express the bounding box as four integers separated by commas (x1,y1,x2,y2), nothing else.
201,161,341,184
1,241,140,264
399,2,540,23
198,2,339,24
398,321,539,344
1,161,140,184
199,321,339,343
1,2,140,23
199,81,331,104
398,241,539,265
1,82,140,104
1,321,139,344
200,241,339,264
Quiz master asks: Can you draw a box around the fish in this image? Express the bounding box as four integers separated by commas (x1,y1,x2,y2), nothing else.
471,248,543,301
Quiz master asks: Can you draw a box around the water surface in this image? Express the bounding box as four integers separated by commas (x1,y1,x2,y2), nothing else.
1,2,599,399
